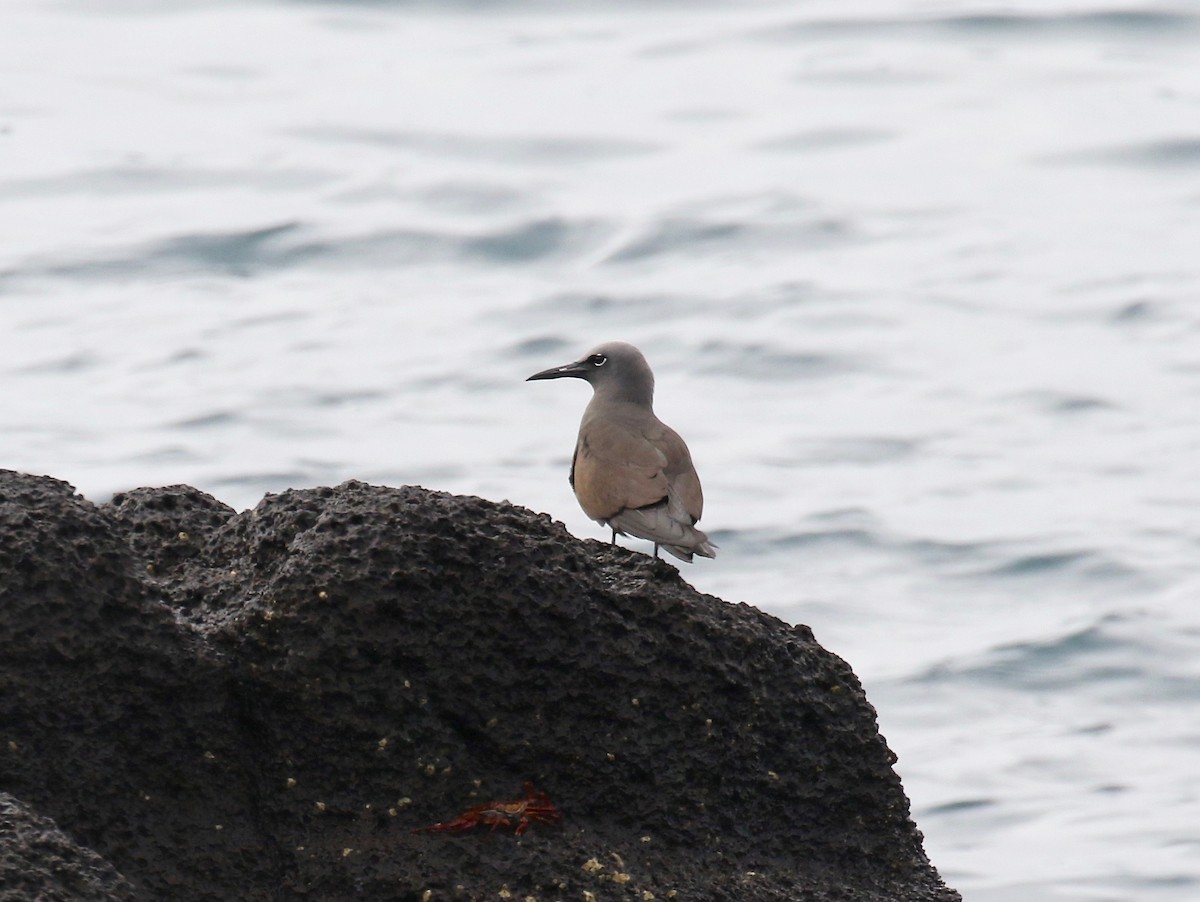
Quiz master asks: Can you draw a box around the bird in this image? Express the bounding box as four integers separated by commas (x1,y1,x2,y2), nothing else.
526,341,716,563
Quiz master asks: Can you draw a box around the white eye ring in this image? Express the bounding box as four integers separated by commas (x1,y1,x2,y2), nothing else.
591,355,607,367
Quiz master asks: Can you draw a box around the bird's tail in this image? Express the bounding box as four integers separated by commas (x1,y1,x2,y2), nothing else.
608,504,718,563
659,529,717,563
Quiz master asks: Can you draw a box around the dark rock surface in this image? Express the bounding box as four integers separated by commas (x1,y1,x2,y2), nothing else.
0,469,960,901
0,794,134,901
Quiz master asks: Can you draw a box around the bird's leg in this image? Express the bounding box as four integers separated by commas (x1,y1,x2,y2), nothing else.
611,527,617,545
653,543,660,559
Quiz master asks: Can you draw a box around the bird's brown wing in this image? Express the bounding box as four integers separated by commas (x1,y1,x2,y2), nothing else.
655,425,704,524
572,414,670,522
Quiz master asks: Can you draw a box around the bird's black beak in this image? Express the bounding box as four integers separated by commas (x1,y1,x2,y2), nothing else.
526,361,588,381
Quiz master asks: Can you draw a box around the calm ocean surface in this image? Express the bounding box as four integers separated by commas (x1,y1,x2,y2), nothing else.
4,1,1200,898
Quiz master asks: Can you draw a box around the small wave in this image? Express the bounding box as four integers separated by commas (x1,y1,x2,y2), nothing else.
515,291,699,326
6,222,307,282
917,618,1153,692
731,513,998,570
791,65,940,86
786,435,921,465
695,339,860,380
308,389,386,408
0,165,332,199
1045,396,1115,414
982,549,1136,581
1,217,608,284
209,471,319,497
157,348,207,366
690,525,881,560
1009,390,1118,415
290,126,659,165
902,537,996,568
1041,138,1200,169
507,336,575,359
128,446,199,464
463,218,594,262
404,181,528,214
934,10,1197,35
755,128,894,154
605,215,852,264
14,351,100,375
924,797,996,816
759,10,1200,41
1110,299,1160,322
768,527,882,553
172,411,242,430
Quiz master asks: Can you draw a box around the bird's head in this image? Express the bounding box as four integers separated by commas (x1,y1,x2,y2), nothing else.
526,341,655,406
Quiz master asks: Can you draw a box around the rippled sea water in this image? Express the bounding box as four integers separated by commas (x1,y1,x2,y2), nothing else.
4,2,1200,898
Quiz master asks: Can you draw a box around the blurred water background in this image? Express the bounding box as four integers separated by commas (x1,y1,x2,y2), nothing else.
3,0,1200,898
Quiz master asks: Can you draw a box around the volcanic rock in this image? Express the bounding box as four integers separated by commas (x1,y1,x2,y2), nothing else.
0,469,959,901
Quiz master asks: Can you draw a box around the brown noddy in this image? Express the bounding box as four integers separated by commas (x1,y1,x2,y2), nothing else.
527,341,717,563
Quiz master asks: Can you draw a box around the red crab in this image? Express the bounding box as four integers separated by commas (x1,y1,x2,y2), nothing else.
412,783,562,836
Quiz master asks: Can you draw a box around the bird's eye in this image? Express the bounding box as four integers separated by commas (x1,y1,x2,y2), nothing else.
588,354,607,367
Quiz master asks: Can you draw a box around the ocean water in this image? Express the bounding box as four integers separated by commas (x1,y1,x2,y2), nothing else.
3,1,1199,898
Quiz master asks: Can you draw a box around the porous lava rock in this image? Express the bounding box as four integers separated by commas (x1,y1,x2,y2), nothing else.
0,793,134,901
0,469,959,901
